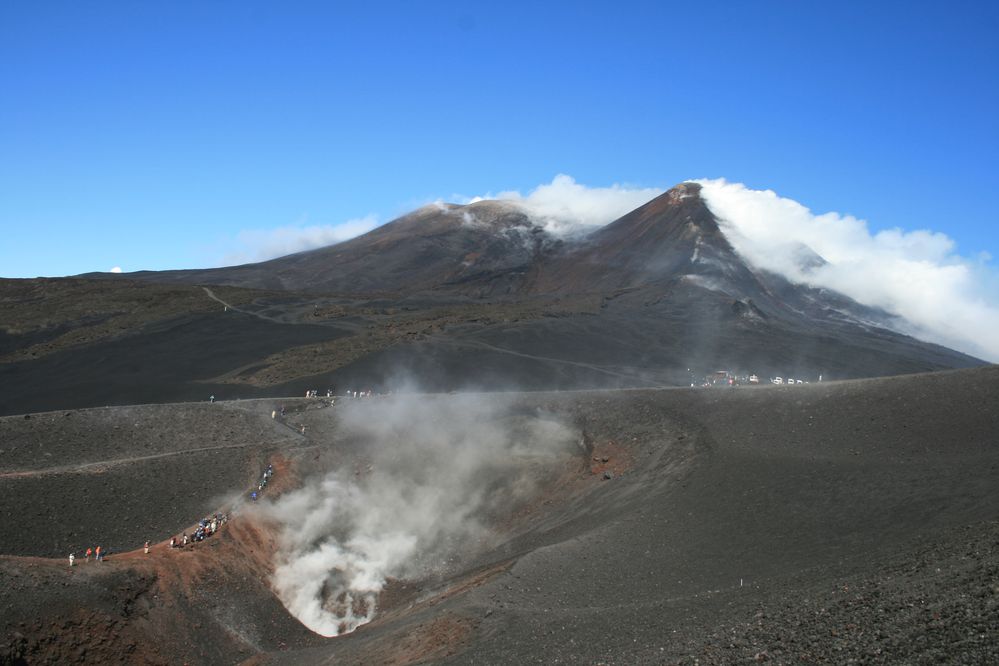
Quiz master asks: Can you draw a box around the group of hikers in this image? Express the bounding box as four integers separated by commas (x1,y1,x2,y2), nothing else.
308,387,383,400
67,462,276,566
68,545,108,566
216,386,387,407
169,512,228,548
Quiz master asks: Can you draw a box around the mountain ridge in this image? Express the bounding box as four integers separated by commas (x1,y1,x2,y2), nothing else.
0,180,981,416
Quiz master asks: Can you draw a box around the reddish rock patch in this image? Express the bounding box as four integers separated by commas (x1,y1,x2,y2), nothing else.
588,438,634,479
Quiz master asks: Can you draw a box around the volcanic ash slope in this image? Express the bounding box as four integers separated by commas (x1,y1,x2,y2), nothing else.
3,367,997,663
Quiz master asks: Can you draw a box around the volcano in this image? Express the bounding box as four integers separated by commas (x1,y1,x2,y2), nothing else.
1,181,997,665
121,199,559,298
0,182,984,416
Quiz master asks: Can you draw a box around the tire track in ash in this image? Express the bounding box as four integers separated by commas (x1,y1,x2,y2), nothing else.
0,440,295,479
199,287,366,385
434,336,672,384
206,286,668,385
201,287,308,384
202,287,287,324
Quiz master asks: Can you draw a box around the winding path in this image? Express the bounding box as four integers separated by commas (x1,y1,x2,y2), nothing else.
202,286,286,324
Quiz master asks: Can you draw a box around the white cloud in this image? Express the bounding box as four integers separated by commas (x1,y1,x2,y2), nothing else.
221,214,379,265
109,266,122,274
696,179,999,361
464,174,664,236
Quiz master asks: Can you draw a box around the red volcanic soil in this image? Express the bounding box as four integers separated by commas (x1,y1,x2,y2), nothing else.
0,512,325,664
0,399,325,664
2,367,999,664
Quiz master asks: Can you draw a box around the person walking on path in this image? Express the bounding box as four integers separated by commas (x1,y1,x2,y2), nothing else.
95,546,102,562
69,553,75,567
85,547,92,562
144,541,150,554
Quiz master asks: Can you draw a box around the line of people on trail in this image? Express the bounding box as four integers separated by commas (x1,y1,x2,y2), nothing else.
68,463,277,567
250,464,274,502
69,545,107,566
169,512,229,549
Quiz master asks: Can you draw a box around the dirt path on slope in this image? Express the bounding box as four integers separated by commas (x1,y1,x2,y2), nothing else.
0,440,276,479
202,286,289,324
437,336,672,384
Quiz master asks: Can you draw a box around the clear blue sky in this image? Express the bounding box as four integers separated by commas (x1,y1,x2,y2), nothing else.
2,0,997,277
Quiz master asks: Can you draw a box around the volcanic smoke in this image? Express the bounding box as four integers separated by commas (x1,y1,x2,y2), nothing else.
262,393,577,636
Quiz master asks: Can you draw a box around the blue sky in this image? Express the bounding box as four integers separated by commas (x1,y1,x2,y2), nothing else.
1,0,997,278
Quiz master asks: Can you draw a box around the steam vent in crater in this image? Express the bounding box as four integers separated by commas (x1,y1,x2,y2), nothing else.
1,181,997,664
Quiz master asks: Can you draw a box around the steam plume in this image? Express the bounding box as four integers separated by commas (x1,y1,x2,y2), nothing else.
696,179,999,361
263,393,576,636
462,174,664,237
221,214,379,265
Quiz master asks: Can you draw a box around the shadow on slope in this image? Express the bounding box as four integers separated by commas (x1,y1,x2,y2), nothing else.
0,311,345,416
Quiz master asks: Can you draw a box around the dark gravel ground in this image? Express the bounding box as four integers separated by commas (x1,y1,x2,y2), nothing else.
274,366,999,665
1,366,997,664
661,518,999,664
0,400,303,557
0,309,345,417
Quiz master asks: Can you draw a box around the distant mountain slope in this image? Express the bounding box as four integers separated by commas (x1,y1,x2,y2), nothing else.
104,183,893,333
6,180,976,413
115,201,561,297
530,182,734,292
532,183,891,328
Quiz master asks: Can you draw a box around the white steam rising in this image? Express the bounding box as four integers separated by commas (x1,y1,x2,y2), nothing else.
221,214,379,265
463,174,664,237
264,394,576,636
696,179,999,361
